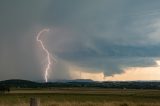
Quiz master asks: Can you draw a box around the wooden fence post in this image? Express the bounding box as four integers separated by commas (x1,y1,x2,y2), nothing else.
30,98,40,106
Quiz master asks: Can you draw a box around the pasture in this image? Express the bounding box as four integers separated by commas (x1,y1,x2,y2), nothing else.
0,88,160,106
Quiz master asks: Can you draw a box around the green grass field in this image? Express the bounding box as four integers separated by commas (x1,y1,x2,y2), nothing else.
0,88,160,106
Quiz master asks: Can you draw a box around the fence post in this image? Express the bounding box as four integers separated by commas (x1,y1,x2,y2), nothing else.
30,98,40,106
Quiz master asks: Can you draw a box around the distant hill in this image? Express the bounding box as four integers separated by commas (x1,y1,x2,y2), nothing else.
70,79,94,82
52,79,94,83
0,79,160,89
0,79,40,88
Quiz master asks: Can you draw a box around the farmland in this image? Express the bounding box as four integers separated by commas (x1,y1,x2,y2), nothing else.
0,88,160,106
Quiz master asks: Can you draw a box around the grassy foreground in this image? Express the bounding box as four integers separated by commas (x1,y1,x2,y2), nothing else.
0,88,160,106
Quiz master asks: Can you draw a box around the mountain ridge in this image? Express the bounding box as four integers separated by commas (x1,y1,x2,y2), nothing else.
0,79,160,89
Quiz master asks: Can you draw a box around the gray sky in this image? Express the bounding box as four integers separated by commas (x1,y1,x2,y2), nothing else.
1,0,160,81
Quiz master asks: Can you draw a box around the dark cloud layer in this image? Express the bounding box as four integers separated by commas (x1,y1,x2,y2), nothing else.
1,0,160,81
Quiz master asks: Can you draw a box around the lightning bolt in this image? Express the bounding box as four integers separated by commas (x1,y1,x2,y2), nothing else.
36,29,56,82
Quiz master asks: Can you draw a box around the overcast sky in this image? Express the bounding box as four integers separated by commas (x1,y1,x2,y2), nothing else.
1,0,160,81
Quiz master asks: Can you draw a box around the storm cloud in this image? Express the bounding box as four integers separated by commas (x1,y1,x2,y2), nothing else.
1,0,160,81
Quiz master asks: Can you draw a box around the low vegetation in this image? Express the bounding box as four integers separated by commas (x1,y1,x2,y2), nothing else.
0,88,160,106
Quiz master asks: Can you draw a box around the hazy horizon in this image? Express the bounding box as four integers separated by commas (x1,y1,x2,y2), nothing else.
1,0,160,82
